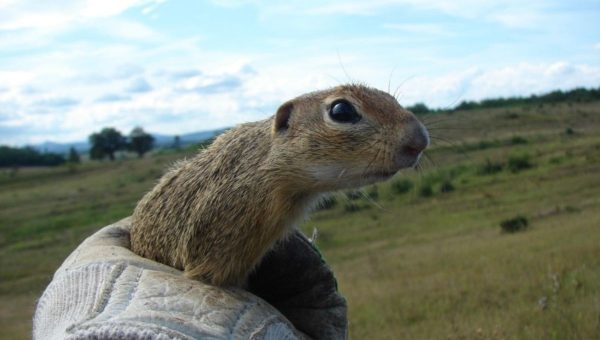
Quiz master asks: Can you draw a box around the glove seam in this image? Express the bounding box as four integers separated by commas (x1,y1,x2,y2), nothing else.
65,262,127,334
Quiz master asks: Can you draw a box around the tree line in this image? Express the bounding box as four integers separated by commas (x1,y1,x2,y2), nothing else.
0,146,67,167
406,86,600,115
0,127,155,167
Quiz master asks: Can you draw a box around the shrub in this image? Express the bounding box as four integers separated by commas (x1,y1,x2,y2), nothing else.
508,153,533,173
565,127,575,136
458,139,503,152
479,159,504,175
391,178,414,194
345,190,362,201
564,205,580,213
343,202,361,212
316,196,337,210
500,216,529,233
477,140,497,150
440,180,455,193
549,156,564,165
366,185,379,201
510,136,528,145
448,165,469,178
419,183,434,197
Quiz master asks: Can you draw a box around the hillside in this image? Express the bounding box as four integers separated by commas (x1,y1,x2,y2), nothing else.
1,100,599,339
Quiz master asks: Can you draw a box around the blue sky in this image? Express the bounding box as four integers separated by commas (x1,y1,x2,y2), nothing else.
0,0,599,145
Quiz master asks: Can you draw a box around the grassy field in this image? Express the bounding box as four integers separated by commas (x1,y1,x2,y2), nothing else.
1,101,599,339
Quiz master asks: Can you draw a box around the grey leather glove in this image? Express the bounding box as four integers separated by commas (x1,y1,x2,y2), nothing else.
33,218,347,339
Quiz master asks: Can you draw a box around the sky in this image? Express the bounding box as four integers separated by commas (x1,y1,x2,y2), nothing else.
0,0,599,145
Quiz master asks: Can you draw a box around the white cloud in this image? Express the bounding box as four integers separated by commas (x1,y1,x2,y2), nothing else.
126,78,153,93
210,0,553,28
96,93,131,103
1,0,598,145
94,19,161,40
209,0,259,7
398,62,600,108
383,23,454,36
0,0,166,30
0,70,36,88
3,53,598,145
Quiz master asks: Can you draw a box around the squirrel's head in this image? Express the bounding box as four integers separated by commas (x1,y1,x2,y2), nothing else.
270,84,429,191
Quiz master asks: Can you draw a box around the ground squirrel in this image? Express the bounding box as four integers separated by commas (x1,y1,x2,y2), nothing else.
130,84,429,286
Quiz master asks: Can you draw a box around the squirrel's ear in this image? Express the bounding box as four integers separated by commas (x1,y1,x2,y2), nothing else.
273,100,294,135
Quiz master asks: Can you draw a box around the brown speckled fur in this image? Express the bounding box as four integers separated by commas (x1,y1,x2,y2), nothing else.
130,84,428,286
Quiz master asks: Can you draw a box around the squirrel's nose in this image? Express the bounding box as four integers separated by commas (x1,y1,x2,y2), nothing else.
403,144,423,157
392,116,429,169
402,119,429,156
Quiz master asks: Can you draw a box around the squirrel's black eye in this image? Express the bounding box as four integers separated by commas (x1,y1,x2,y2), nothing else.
329,100,361,124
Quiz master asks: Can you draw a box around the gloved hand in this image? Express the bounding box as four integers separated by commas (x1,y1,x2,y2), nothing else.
33,218,347,339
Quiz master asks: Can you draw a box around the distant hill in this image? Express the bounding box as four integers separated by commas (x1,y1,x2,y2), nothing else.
35,141,92,155
33,128,228,155
152,129,228,149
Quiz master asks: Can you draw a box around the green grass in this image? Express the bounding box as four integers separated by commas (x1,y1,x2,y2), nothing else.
1,101,600,339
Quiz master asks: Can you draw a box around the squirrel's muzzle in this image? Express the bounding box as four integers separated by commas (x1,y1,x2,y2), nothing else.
395,118,429,168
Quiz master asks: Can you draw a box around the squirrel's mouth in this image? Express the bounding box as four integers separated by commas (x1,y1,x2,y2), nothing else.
363,169,399,179
363,159,422,180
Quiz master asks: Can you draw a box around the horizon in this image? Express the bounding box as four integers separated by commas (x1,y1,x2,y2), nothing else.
20,84,600,148
1,0,599,146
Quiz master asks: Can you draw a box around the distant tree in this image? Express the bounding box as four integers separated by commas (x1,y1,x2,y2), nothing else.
451,86,600,111
68,147,80,163
173,135,181,150
89,127,127,161
406,103,431,115
129,127,155,158
455,100,478,111
89,144,104,160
